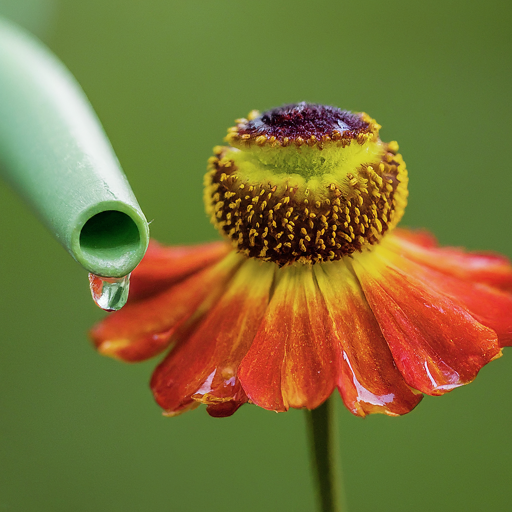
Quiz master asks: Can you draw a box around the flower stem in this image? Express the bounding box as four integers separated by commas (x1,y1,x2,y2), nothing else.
306,396,346,512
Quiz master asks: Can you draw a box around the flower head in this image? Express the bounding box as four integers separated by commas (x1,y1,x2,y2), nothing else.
206,102,406,265
90,103,512,418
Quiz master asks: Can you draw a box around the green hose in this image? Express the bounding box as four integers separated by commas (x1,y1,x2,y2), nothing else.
0,18,149,277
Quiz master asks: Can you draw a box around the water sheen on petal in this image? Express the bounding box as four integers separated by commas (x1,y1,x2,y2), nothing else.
150,259,275,417
352,247,501,396
315,260,422,417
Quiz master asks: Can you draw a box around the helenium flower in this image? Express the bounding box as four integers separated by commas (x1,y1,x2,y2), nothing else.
90,103,512,418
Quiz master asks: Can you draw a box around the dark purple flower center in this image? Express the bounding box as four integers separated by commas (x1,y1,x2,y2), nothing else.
238,102,369,141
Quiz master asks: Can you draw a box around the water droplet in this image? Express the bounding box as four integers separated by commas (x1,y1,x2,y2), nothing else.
89,273,131,311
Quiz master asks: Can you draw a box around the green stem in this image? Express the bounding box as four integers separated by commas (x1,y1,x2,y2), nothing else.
306,396,346,512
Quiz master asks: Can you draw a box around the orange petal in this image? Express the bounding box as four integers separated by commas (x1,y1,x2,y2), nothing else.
392,251,512,345
437,280,512,346
150,259,275,416
390,228,512,292
314,261,422,417
352,247,501,396
129,240,231,301
385,231,512,345
89,252,243,362
238,265,337,412
205,402,244,418
390,228,437,248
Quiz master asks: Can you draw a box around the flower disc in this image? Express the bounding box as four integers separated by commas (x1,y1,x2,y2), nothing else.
204,103,408,265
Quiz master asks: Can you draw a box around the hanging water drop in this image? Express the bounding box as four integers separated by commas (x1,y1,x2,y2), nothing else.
89,273,131,311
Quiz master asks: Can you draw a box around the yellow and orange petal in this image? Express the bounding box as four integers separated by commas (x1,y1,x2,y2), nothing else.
151,258,275,417
385,231,512,345
314,260,422,416
128,240,231,301
90,228,512,418
352,246,501,396
390,229,512,292
90,246,242,362
238,264,337,411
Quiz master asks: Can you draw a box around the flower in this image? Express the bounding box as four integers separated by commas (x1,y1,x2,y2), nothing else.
90,103,512,418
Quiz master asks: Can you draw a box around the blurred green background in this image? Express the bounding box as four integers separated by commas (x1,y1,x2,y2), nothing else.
1,1,511,511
